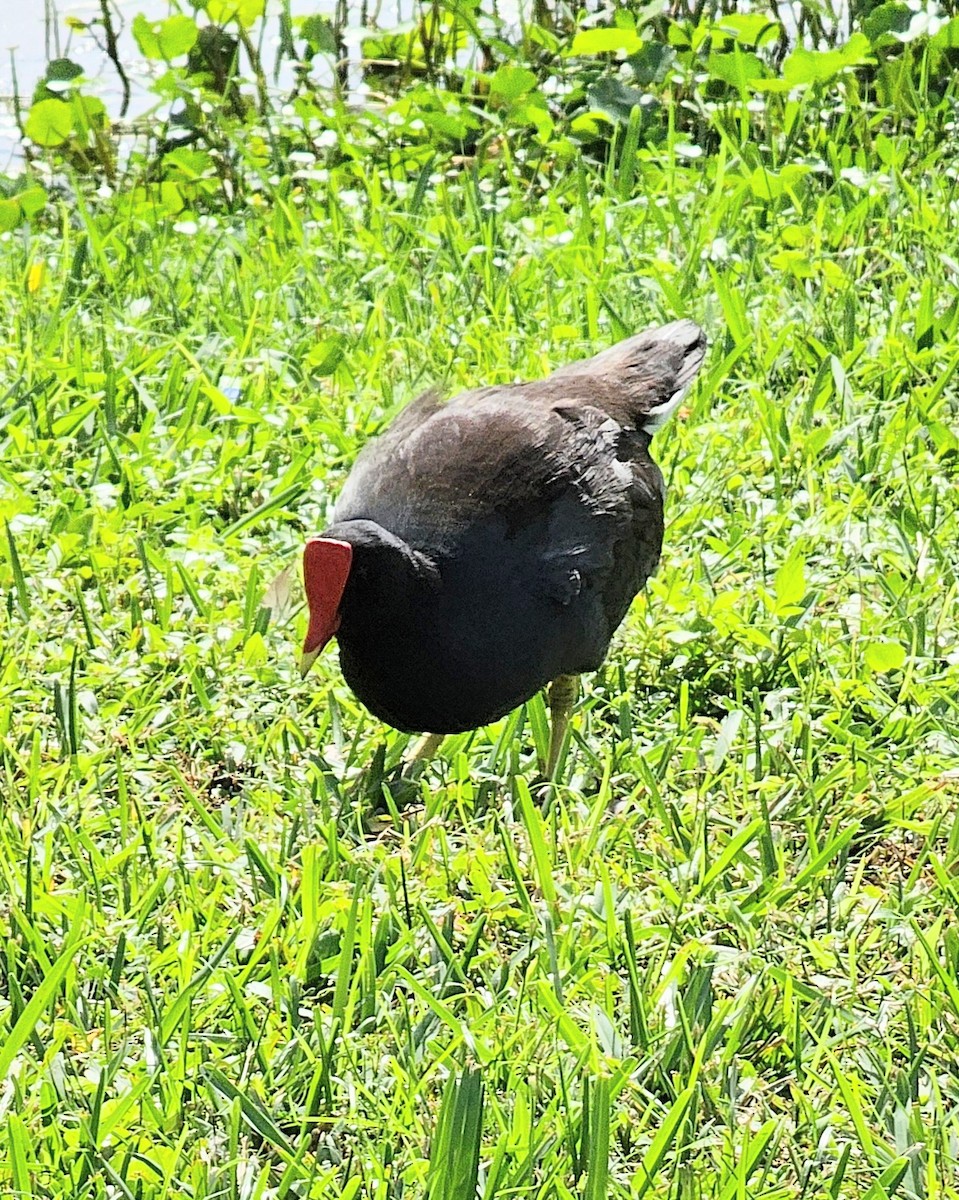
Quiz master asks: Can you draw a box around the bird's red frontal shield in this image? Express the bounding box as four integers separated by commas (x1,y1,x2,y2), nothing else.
300,538,353,675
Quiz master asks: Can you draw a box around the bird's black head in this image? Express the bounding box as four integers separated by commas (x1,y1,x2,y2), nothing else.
299,520,436,678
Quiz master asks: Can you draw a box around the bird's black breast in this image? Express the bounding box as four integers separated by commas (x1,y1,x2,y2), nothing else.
337,522,594,733
335,473,663,734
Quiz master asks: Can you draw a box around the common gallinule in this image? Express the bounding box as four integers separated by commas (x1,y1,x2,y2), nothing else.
300,319,706,774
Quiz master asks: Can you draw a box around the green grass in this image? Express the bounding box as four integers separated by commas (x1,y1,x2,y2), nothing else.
2,105,959,1199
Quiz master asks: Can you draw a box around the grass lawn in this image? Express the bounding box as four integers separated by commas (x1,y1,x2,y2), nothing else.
2,28,959,1199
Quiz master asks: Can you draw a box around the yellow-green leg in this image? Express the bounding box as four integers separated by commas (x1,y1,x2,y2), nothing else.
545,674,579,777
405,731,445,764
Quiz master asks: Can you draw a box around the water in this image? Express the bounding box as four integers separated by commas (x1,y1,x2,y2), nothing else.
0,0,344,172
0,2,148,168
0,0,850,174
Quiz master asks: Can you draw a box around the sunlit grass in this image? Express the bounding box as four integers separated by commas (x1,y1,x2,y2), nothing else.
1,116,958,1198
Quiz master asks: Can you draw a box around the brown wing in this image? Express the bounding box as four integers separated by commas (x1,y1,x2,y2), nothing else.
334,320,705,565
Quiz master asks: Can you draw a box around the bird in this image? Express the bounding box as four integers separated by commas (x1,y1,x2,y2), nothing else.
299,319,706,776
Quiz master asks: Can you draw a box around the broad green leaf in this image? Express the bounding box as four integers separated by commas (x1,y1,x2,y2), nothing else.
25,98,73,146
301,14,338,55
130,180,186,215
6,1113,31,1198
159,180,186,214
749,162,810,200
754,33,873,91
0,199,21,232
133,14,164,58
861,1157,912,1200
586,76,646,124
863,2,912,45
715,13,781,45
628,41,674,85
161,16,200,57
206,0,265,28
752,171,784,203
928,419,959,455
489,65,538,103
932,15,959,48
133,13,198,60
242,631,268,665
516,777,557,909
512,97,553,140
72,94,108,135
707,49,767,88
425,1066,484,1200
164,147,216,179
864,641,906,672
569,28,643,56
874,133,905,166
124,1140,180,1183
417,109,471,140
783,34,873,84
571,111,615,138
18,186,47,217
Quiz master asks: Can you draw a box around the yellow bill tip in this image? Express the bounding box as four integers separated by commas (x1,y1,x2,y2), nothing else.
299,646,322,679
